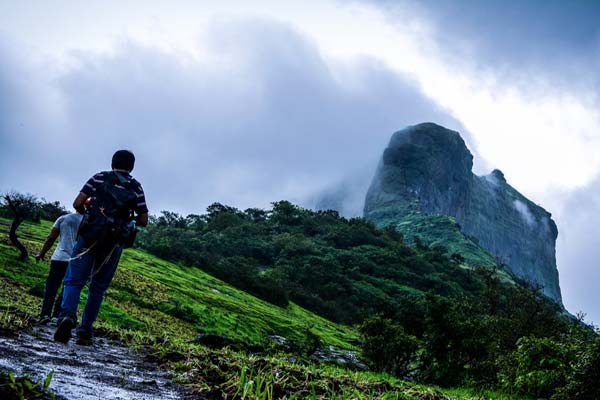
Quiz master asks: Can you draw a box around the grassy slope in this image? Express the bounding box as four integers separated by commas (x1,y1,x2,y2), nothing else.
0,217,524,399
0,217,357,349
366,207,515,284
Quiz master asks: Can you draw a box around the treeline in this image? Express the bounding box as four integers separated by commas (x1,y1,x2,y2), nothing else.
360,281,599,399
137,201,487,324
0,192,68,223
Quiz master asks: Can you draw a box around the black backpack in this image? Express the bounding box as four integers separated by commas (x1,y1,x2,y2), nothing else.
78,171,139,249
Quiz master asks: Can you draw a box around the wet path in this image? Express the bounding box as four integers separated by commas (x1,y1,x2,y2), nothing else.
0,325,182,400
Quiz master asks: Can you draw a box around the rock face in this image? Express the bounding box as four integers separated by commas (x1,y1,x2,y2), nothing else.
364,123,562,303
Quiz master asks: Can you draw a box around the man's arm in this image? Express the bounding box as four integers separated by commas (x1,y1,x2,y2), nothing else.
36,228,60,261
132,180,148,227
73,192,88,214
136,213,149,227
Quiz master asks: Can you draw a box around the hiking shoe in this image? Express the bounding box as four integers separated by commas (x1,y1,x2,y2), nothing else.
36,315,51,325
53,316,75,343
49,317,59,327
76,331,93,346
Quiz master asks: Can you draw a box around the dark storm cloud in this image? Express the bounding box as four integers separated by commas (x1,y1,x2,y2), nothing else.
0,18,460,215
361,0,600,83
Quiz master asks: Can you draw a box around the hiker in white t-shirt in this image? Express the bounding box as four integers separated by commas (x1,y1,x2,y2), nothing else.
35,212,84,324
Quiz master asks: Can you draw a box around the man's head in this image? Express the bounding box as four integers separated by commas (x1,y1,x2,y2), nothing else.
112,150,135,172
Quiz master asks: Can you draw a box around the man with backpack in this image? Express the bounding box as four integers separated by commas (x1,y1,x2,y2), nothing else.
54,150,148,345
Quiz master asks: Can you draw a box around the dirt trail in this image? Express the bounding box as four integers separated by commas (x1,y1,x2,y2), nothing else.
0,325,182,400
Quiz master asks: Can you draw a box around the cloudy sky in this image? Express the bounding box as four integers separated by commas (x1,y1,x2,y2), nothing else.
1,0,599,323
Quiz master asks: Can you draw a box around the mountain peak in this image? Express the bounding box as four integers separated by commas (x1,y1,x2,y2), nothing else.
364,123,562,303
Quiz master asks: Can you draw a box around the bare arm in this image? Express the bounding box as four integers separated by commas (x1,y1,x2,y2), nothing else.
73,192,88,214
136,212,149,227
36,228,60,261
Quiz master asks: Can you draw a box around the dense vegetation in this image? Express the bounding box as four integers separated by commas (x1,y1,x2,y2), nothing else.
0,216,357,350
0,193,68,223
366,208,500,270
1,216,518,400
0,370,54,400
138,201,492,326
138,201,600,398
2,195,598,399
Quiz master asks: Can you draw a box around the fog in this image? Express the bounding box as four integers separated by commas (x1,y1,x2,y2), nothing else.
0,20,462,213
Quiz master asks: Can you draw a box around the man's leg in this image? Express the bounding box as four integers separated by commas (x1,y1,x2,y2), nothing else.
52,287,65,319
77,245,123,338
40,260,68,319
55,237,94,343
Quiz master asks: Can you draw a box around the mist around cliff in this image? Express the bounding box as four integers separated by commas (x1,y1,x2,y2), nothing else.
512,200,535,227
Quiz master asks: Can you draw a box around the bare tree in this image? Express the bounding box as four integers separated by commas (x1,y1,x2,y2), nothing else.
2,192,40,261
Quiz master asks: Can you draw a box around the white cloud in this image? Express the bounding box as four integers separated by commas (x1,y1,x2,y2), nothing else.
513,200,535,227
0,16,457,215
5,1,598,201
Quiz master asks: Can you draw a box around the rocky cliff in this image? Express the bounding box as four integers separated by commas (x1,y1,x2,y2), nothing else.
364,123,562,303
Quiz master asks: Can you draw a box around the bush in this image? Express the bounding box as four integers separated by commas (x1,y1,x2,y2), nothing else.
359,315,417,377
498,336,574,399
0,370,54,400
562,333,600,400
39,200,68,221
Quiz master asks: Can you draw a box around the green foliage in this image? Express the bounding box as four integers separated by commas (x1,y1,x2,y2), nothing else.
138,202,493,327
135,200,599,398
43,370,53,391
366,207,500,269
0,370,54,400
0,192,67,223
38,201,69,221
418,277,570,388
498,324,600,400
562,332,600,399
0,216,357,351
2,199,596,400
0,215,541,400
356,266,589,396
0,192,41,221
359,315,417,376
498,336,573,399
164,342,463,400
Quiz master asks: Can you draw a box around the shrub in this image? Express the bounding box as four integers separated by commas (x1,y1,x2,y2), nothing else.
561,333,600,400
498,336,574,399
359,315,417,377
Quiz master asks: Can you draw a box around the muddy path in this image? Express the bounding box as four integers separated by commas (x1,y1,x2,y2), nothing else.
0,325,183,400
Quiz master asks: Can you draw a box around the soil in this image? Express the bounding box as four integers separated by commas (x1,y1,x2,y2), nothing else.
0,325,183,400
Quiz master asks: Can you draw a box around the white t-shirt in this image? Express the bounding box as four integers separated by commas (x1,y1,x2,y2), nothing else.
51,213,84,262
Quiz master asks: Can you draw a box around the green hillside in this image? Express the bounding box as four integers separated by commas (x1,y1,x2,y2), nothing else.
365,206,514,284
0,216,528,400
0,217,357,349
136,201,511,333
1,204,596,400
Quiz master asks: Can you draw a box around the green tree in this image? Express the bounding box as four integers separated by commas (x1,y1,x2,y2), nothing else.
359,315,418,377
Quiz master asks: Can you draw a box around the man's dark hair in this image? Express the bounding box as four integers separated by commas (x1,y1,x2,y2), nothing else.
112,150,135,172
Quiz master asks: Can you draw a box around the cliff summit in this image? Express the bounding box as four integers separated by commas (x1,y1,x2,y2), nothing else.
364,123,562,303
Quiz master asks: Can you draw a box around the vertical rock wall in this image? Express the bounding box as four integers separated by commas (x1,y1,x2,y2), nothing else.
364,123,562,303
